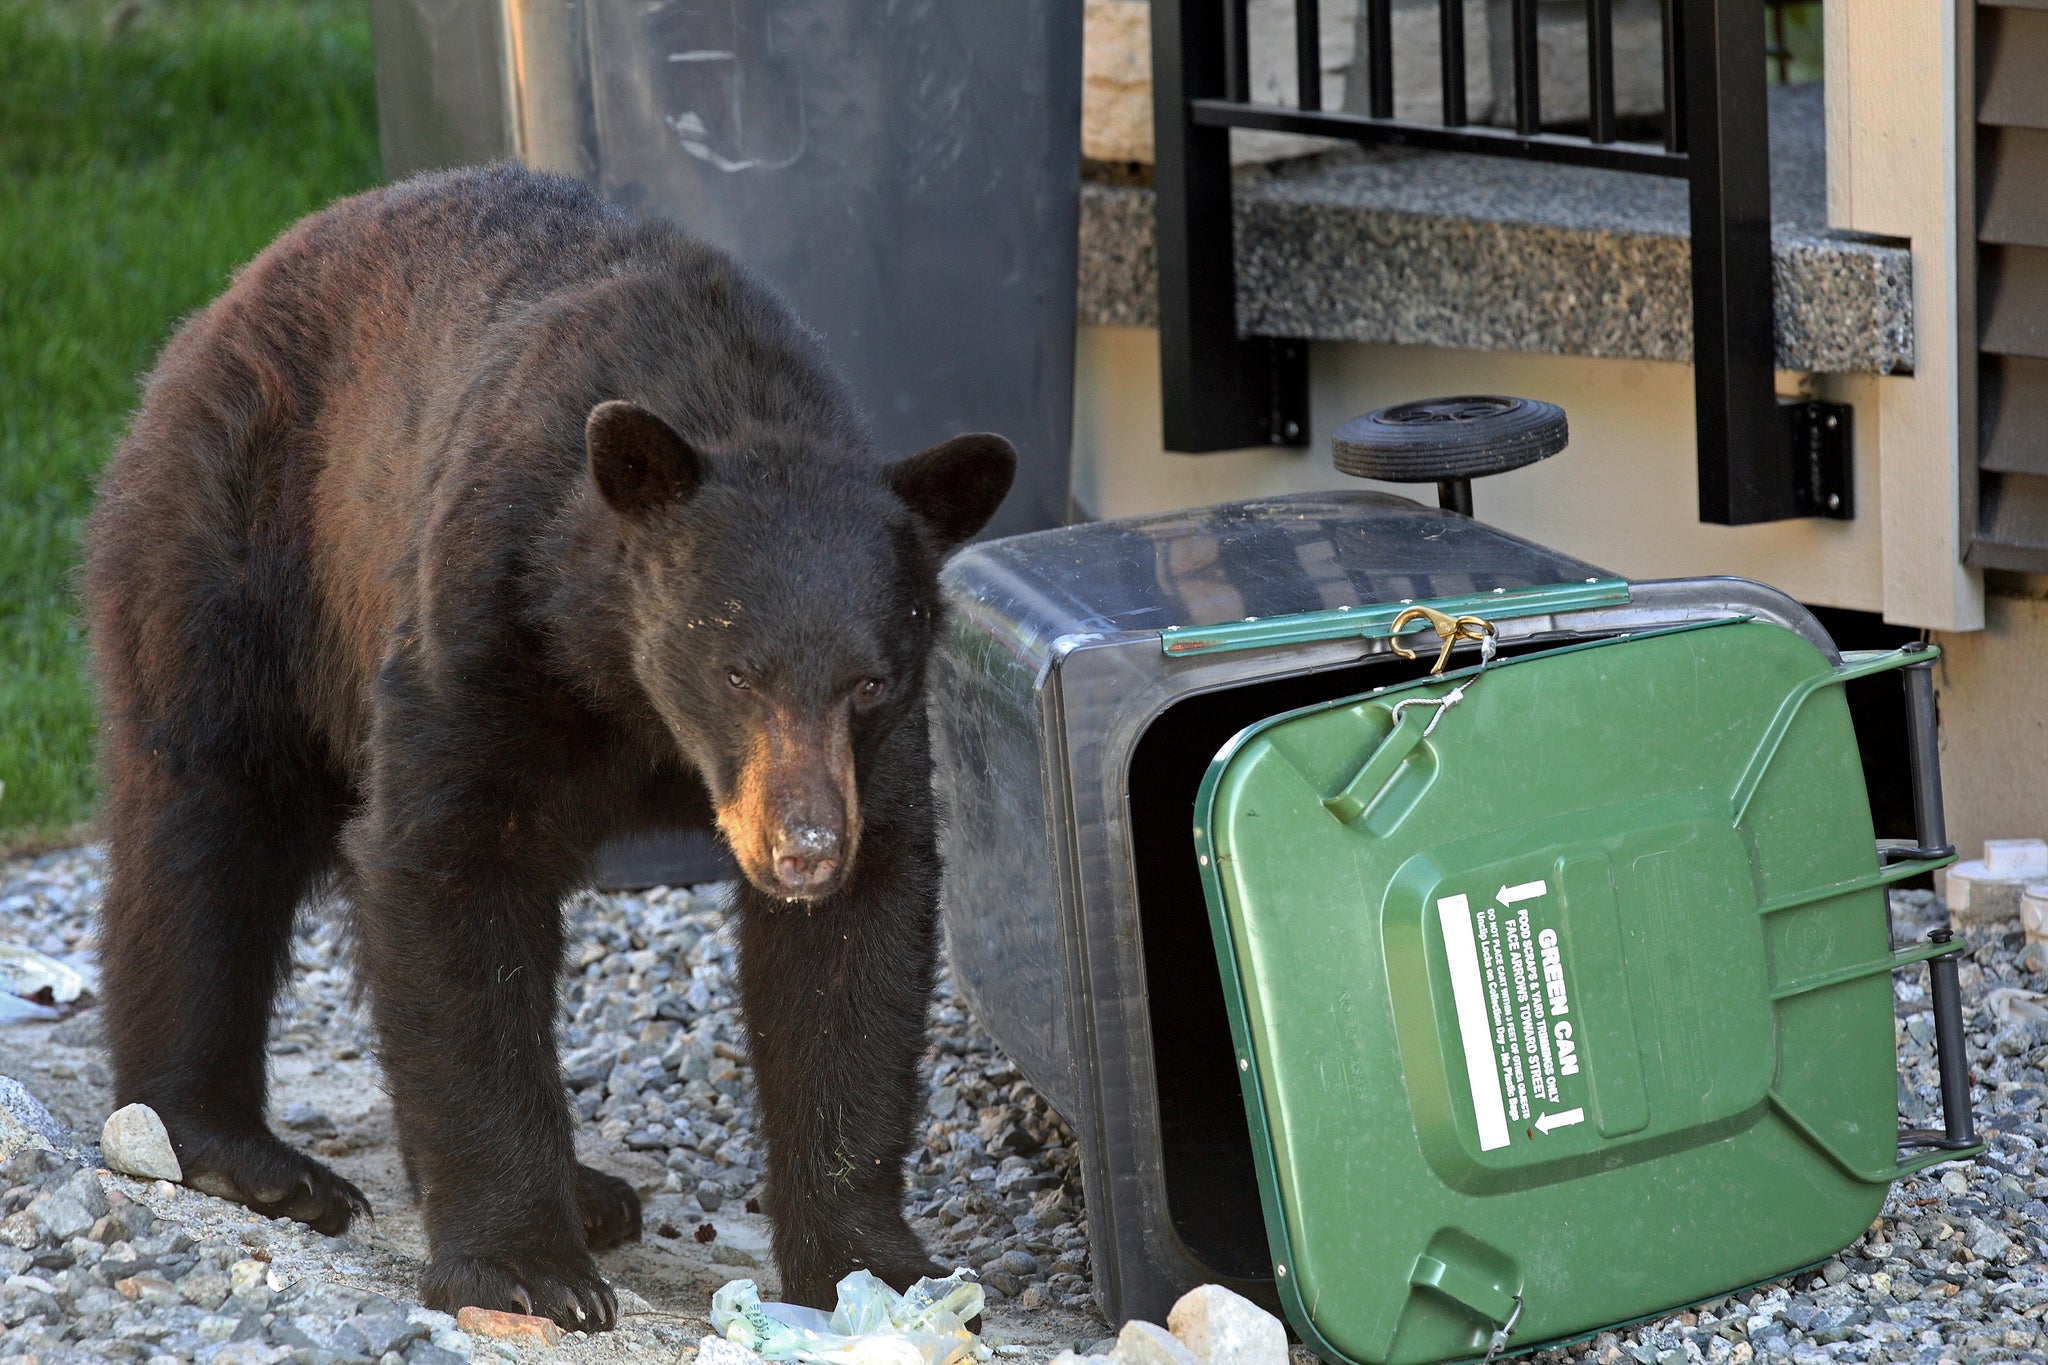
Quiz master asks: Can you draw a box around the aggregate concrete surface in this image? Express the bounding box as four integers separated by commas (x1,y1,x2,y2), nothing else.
1,848,2044,1365
1076,84,1914,376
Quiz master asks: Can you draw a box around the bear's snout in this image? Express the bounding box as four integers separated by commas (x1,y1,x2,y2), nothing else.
715,702,862,901
773,821,843,892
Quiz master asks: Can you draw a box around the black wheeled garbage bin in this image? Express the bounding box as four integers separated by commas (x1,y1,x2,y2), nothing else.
929,473,1978,1363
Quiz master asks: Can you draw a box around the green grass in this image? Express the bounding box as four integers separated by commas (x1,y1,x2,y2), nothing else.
0,0,381,843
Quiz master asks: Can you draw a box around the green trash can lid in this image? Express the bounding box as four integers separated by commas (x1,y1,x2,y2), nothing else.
1194,617,1962,1365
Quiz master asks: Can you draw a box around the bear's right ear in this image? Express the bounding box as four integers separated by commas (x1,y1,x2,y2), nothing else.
586,400,703,518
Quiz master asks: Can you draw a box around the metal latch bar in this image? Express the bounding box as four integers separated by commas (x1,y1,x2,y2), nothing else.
1158,578,1630,657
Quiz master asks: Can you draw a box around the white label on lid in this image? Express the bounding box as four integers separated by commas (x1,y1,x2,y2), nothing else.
1437,893,1510,1151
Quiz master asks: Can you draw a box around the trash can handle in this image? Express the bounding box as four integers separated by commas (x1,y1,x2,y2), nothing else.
1877,643,1956,866
1902,927,1982,1155
1408,1253,1522,1348
1765,929,1982,1181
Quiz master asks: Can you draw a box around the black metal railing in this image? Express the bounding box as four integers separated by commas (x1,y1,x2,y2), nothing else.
1150,0,1851,525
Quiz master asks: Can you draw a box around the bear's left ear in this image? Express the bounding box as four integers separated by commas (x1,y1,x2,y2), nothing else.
885,433,1018,550
587,400,704,518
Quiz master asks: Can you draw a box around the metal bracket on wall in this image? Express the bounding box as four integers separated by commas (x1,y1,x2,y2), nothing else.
1780,399,1853,520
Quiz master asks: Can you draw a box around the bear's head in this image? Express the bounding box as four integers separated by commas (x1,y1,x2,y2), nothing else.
584,399,1015,901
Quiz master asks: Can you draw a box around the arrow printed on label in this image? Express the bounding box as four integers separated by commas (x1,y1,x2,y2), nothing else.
1498,879,1548,906
1533,1107,1585,1135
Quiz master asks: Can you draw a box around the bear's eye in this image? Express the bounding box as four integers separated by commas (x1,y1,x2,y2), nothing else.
725,670,751,692
856,677,887,704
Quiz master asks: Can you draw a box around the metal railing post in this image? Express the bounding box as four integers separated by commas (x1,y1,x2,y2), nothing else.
1152,0,1310,453
1682,0,1782,523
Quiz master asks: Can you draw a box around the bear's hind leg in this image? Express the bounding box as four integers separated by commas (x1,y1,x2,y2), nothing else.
98,749,368,1234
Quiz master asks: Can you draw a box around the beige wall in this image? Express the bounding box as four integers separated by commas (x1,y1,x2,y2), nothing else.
1933,590,2048,866
1073,324,1889,613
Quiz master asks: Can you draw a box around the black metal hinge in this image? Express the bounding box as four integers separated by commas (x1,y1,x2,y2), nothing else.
1780,398,1853,520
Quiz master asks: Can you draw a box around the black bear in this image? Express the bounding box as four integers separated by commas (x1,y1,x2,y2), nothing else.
83,164,1016,1329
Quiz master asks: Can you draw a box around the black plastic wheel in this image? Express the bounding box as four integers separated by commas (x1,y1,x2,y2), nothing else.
1331,395,1569,483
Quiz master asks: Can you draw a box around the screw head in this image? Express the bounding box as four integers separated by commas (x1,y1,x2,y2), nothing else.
1281,420,1302,442
1827,492,1842,510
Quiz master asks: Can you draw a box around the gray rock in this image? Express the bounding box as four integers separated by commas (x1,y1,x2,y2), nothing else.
0,1212,44,1251
353,1309,427,1358
277,1103,336,1138
210,1343,296,1365
101,1104,183,1182
404,1347,469,1365
0,1076,76,1164
1167,1284,1288,1365
181,1266,232,1310
27,1168,107,1241
991,1249,1039,1278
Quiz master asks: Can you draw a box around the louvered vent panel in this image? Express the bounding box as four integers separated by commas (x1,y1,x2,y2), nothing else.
1972,3,2048,566
1980,127,2048,246
1979,355,2048,475
1980,7,2048,127
1980,246,2048,358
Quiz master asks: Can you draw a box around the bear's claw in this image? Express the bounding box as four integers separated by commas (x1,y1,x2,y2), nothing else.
422,1248,618,1331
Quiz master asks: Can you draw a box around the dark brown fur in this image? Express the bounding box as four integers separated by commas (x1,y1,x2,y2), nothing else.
83,165,1014,1328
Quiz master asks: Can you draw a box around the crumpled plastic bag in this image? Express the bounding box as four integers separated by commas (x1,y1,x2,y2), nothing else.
1987,986,2048,1026
711,1269,988,1365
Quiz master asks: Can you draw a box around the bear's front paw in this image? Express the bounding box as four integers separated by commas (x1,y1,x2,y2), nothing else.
176,1131,371,1237
576,1163,642,1250
421,1247,617,1331
781,1233,945,1309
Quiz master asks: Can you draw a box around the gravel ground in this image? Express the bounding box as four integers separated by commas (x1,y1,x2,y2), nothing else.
0,850,2042,1365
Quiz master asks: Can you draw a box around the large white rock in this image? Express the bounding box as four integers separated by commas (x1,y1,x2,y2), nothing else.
1167,1284,1289,1365
1112,1320,1200,1365
101,1102,183,1182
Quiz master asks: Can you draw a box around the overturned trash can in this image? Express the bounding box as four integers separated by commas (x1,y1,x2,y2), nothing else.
928,399,1980,1363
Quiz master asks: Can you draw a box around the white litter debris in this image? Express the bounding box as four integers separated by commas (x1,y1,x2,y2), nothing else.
0,943,92,1019
1985,986,2048,1027
711,1269,988,1365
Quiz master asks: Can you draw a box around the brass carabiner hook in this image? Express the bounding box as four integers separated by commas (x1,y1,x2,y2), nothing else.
1390,605,1497,676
